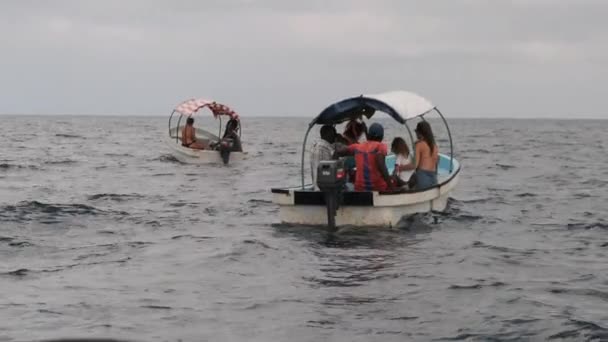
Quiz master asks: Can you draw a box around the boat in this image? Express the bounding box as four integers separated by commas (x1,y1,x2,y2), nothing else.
165,98,246,164
271,90,461,228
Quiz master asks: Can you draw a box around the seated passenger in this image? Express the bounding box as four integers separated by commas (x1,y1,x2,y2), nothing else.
391,137,415,188
413,121,439,189
310,125,336,189
181,117,207,150
335,123,393,192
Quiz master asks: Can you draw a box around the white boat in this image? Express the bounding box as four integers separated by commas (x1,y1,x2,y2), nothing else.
165,98,247,165
271,90,461,228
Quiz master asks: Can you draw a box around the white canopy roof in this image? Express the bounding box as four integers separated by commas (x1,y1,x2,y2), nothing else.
364,90,435,121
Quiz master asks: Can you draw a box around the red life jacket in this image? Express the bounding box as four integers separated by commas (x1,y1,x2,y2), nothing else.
348,141,388,192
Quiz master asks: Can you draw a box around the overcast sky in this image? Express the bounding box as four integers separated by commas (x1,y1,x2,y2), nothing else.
1,0,607,118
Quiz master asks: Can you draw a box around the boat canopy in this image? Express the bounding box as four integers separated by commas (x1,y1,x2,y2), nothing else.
310,90,434,126
174,98,239,121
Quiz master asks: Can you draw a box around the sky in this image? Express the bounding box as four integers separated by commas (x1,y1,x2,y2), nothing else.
1,0,607,118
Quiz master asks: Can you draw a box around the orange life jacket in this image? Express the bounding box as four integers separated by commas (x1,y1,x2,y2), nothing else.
348,141,388,192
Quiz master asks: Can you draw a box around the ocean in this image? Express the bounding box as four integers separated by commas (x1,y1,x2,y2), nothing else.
1,116,607,341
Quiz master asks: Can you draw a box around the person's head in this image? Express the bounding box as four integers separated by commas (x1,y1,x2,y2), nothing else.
186,117,194,126
415,121,436,152
367,123,384,142
391,137,410,156
320,125,336,143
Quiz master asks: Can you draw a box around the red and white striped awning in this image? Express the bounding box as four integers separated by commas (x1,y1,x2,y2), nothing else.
174,99,239,120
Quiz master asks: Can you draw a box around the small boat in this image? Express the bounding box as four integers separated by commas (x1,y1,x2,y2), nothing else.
271,90,461,228
165,98,246,164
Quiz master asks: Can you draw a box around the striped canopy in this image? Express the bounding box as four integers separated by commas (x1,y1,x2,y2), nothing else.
174,99,239,120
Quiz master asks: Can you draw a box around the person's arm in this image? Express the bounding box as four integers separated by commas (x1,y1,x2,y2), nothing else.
375,153,392,187
400,159,416,171
333,144,354,158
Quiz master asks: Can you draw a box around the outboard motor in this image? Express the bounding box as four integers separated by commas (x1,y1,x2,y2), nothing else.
316,160,346,230
218,139,234,165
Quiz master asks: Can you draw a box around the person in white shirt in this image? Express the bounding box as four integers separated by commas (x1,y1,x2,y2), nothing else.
310,125,337,189
391,137,415,188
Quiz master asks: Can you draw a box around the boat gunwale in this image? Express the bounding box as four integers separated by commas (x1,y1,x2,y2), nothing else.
270,162,460,197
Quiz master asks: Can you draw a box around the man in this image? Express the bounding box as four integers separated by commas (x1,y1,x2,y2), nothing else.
181,117,206,149
335,122,392,192
310,125,336,189
217,118,242,164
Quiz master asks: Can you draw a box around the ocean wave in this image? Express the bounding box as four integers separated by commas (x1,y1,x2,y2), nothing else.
55,133,84,139
44,160,78,165
516,192,537,197
548,319,608,341
87,193,144,202
448,282,507,290
0,163,39,170
1,258,131,277
471,241,536,255
566,222,608,230
495,163,516,170
581,178,608,187
156,154,182,164
0,201,129,223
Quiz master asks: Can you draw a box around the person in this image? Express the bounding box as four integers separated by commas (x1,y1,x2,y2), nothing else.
335,122,392,192
310,125,336,189
391,137,414,187
219,119,242,152
342,119,367,145
216,118,242,164
413,121,439,189
181,117,207,149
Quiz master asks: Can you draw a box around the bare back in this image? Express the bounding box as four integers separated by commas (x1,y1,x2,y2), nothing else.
182,125,195,145
415,140,439,172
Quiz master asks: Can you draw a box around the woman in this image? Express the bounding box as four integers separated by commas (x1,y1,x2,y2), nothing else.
413,121,439,189
181,117,207,149
390,137,414,187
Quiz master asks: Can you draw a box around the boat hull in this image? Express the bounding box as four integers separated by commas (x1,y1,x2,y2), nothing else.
163,136,247,165
272,162,460,228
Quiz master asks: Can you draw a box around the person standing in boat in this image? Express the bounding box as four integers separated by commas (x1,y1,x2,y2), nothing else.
412,121,439,189
310,125,337,189
342,120,367,145
335,122,393,192
181,117,207,150
219,118,242,152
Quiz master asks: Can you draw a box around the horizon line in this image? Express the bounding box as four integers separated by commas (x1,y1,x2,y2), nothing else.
0,113,606,120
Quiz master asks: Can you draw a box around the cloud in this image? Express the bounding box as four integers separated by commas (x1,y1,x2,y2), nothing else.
0,0,607,118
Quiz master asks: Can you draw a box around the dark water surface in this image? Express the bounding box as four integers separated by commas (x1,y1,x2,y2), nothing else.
1,116,607,341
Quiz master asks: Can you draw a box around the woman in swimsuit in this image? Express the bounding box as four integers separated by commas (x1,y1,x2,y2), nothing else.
413,121,439,189
181,117,207,150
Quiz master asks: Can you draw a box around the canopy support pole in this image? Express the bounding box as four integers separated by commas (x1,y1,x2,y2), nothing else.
404,121,415,158
435,108,454,172
218,116,223,140
168,110,177,139
301,124,314,190
176,114,187,143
